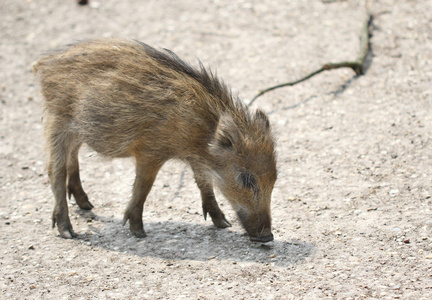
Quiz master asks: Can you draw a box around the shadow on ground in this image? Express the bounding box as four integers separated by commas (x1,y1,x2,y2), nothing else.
73,210,315,267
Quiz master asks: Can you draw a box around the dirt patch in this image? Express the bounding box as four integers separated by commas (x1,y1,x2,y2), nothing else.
1,0,432,298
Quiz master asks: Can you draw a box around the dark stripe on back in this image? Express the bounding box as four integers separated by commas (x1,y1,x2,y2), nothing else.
135,40,234,107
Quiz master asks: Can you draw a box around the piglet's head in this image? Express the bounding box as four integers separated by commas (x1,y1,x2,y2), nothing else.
209,109,277,242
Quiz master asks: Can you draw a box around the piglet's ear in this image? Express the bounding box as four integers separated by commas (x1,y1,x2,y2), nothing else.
212,114,240,151
255,109,270,131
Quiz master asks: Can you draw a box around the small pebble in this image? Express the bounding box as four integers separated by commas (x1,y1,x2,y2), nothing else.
389,189,399,196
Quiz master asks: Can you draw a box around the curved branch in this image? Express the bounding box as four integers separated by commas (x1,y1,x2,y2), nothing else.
248,13,372,107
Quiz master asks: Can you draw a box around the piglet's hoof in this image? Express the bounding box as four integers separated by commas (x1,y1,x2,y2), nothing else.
53,213,77,239
57,224,77,239
59,228,77,239
123,213,147,238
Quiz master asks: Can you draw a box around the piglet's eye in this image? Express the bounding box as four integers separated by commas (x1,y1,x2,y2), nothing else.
238,172,257,190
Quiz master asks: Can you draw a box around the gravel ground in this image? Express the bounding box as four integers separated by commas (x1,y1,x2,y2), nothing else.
1,0,432,299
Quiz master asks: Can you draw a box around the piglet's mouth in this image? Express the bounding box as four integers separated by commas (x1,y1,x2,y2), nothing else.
249,233,274,243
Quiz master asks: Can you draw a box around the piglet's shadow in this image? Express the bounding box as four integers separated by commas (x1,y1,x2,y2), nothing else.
75,210,314,267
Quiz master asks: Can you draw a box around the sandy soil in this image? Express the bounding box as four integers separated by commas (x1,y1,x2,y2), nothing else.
1,0,432,299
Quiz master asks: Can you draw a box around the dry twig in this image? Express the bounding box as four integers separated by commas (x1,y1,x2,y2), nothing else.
248,13,373,107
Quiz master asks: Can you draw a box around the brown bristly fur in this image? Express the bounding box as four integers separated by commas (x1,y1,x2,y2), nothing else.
34,38,277,242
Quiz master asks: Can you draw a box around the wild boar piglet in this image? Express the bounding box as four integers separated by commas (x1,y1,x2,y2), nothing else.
34,38,277,242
